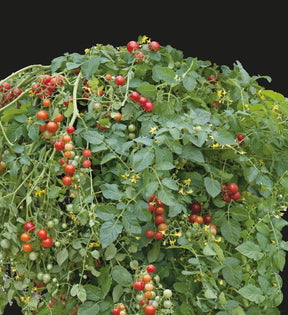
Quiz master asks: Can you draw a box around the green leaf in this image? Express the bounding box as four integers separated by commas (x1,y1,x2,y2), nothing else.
100,183,123,200
56,248,68,266
104,243,117,260
183,73,197,91
236,241,264,260
81,130,104,145
204,177,221,198
99,221,123,248
212,130,236,145
132,147,154,173
191,108,211,125
222,264,242,288
181,146,204,163
81,57,101,79
122,210,141,234
111,265,133,287
152,66,176,84
162,178,178,191
147,240,161,262
51,55,67,72
220,218,241,245
48,186,61,199
136,84,157,99
237,284,265,303
77,301,100,315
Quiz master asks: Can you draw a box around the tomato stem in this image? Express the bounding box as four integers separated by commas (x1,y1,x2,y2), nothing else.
69,71,82,127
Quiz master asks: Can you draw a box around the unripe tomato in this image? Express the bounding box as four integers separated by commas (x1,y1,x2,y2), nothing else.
210,224,217,236
163,289,172,298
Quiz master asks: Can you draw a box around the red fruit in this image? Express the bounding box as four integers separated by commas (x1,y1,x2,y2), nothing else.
146,264,156,273
204,214,212,224
145,229,154,238
144,305,156,315
82,159,91,168
134,51,145,62
223,192,231,203
46,121,58,133
37,110,49,120
42,237,53,248
66,126,75,134
227,183,238,194
24,221,35,233
148,41,160,52
127,41,139,52
155,206,165,215
231,191,241,201
190,201,201,214
138,96,148,105
112,308,120,315
64,164,76,175
105,74,112,81
194,215,204,225
115,76,125,86
54,140,65,151
148,193,155,202
37,229,48,239
134,280,145,291
130,91,140,101
143,101,154,112
82,149,91,157
237,133,245,146
62,176,72,186
208,74,217,84
155,198,164,206
155,231,164,240
155,215,165,224
189,214,197,223
147,202,155,213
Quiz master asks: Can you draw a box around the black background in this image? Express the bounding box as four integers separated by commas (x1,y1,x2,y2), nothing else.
1,2,288,314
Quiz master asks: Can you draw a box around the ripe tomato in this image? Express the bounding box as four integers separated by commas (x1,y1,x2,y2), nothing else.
20,232,30,242
138,96,148,105
112,308,120,315
155,215,165,224
134,280,145,291
194,215,204,225
63,135,71,142
130,91,140,101
82,159,91,168
144,305,156,315
148,41,160,52
82,149,91,157
144,290,152,298
53,112,63,122
143,101,154,112
146,264,155,273
62,175,72,186
66,126,75,134
188,214,197,223
54,140,65,151
23,243,32,252
42,237,53,248
231,191,241,200
155,206,164,215
143,274,152,282
126,41,139,52
105,74,112,81
190,201,201,213
157,223,168,232
155,231,163,240
147,202,155,213
37,110,49,120
148,193,155,202
227,183,238,194
113,112,122,121
37,229,48,239
42,98,51,107
204,214,212,224
46,121,58,133
24,221,35,232
208,74,217,84
134,51,145,63
64,151,72,158
145,229,154,238
64,164,76,175
155,198,164,206
237,133,245,142
116,76,125,86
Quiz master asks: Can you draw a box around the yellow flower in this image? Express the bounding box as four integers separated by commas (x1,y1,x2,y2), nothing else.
212,143,220,149
178,188,185,195
130,174,139,183
135,236,141,240
186,189,193,194
272,104,278,112
28,117,33,123
142,35,149,43
217,89,226,98
29,90,34,97
170,231,182,237
215,237,222,243
169,239,176,245
219,279,223,285
273,282,277,287
121,172,130,180
15,275,20,280
183,178,191,186
271,240,275,244
149,126,157,135
84,48,89,54
35,189,46,196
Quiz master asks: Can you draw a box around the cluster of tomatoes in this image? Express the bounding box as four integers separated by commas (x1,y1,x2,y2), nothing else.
31,74,65,99
20,221,53,253
126,40,160,64
130,90,154,112
0,81,22,108
221,182,241,202
146,195,168,240
188,201,217,235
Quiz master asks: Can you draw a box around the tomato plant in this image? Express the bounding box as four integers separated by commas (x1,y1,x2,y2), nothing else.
0,35,287,314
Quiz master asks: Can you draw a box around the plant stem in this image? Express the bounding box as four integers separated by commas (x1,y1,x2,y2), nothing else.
69,71,82,126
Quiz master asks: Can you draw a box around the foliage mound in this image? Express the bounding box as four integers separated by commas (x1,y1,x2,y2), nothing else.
0,36,288,314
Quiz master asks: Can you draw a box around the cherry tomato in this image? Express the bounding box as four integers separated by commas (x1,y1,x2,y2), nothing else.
145,283,154,291
195,215,204,225
190,201,201,213
155,198,164,206
23,243,32,252
105,74,112,81
112,308,120,315
210,224,217,236
24,221,35,232
148,193,155,202
42,237,53,248
62,175,72,186
146,264,155,273
113,112,122,121
42,99,51,107
157,223,168,232
155,215,165,224
115,76,125,86
138,96,148,105
231,191,241,200
155,206,165,215
134,280,145,291
82,159,91,168
204,214,212,224
155,231,163,240
126,41,139,52
37,110,49,120
144,305,156,315
143,274,152,282
147,202,155,213
63,135,71,142
129,91,140,101
20,232,30,242
37,229,48,239
66,126,75,134
227,183,238,194
54,140,65,151
208,74,217,84
42,130,53,139
148,41,160,52
145,229,154,238
143,101,154,112
134,51,145,62
53,113,63,122
64,164,76,175
46,121,58,133
188,214,197,223
82,149,91,157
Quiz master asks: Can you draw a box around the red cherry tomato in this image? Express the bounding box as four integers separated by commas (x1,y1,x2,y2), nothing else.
42,237,53,248
37,229,48,239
